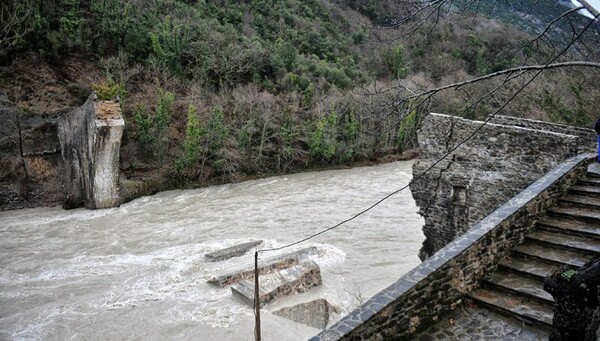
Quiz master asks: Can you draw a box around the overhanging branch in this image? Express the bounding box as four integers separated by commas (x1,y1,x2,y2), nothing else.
395,61,600,105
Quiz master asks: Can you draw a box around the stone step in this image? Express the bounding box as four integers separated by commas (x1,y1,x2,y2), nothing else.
559,195,600,209
205,240,263,262
513,243,591,268
483,270,554,304
526,230,600,255
568,185,600,197
547,206,600,224
537,217,600,240
498,255,558,281
207,247,318,288
587,164,600,178
467,288,553,328
231,261,322,308
578,176,600,186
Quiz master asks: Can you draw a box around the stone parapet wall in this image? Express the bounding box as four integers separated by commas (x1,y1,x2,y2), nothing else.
411,113,579,258
310,154,593,341
490,115,596,153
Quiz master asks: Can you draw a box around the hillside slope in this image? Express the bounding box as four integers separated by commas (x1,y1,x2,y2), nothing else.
1,0,599,209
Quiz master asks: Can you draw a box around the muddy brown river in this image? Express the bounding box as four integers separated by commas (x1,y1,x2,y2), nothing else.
0,161,424,340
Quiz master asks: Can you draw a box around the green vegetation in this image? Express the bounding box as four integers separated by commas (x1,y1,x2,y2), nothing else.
91,79,126,101
382,45,408,79
179,104,203,177
561,269,578,282
132,86,174,164
1,0,599,188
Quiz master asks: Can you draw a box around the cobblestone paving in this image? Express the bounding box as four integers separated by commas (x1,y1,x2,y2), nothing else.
413,306,549,340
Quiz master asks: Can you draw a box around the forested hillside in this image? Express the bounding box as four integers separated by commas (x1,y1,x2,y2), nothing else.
1,0,599,192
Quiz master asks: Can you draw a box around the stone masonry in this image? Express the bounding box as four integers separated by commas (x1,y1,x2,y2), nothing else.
204,240,263,262
274,299,335,329
310,154,592,341
231,261,322,308
410,113,593,259
490,115,596,154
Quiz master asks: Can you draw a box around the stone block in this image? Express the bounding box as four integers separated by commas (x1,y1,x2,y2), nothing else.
274,299,335,329
205,240,263,262
231,261,322,307
206,246,318,288
207,257,298,288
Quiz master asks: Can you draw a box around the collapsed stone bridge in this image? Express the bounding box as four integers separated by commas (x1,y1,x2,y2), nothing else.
310,113,599,340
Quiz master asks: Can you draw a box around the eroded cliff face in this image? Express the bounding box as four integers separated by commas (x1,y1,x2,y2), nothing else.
0,91,65,210
409,113,593,260
58,94,124,209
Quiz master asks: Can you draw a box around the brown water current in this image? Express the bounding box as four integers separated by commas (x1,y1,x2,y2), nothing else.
0,161,424,340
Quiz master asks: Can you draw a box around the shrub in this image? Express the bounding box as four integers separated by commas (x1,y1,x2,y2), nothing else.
178,104,204,176
310,108,339,161
92,79,126,100
132,86,175,163
150,16,190,74
396,103,418,150
382,45,408,79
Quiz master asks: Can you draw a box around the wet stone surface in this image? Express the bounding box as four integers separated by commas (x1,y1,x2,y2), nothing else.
413,306,549,341
273,299,334,329
204,240,263,262
207,246,318,287
231,261,322,307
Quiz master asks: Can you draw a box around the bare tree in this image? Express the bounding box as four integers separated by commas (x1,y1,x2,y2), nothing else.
353,0,600,137
0,0,36,60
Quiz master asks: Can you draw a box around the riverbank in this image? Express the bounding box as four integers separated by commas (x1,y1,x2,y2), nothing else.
1,144,419,211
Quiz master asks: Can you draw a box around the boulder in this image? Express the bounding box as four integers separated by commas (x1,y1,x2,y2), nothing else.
0,91,65,210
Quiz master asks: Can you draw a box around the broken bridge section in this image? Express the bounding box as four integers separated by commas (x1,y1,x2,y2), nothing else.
410,113,594,259
205,243,338,330
58,93,124,209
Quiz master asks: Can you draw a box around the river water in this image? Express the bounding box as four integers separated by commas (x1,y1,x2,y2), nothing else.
0,161,424,341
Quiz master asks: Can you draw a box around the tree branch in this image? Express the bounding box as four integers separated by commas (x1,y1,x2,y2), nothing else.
579,0,600,18
395,61,600,104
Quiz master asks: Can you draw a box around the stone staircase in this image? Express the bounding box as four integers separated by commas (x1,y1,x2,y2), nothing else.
467,167,600,330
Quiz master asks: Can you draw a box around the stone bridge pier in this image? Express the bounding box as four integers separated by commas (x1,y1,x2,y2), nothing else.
58,94,124,209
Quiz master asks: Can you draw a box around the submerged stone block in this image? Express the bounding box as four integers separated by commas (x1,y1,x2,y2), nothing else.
206,247,318,288
205,240,263,262
208,257,298,288
231,261,322,307
273,299,334,329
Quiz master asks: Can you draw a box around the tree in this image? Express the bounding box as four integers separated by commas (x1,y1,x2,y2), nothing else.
0,0,36,61
356,0,600,136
